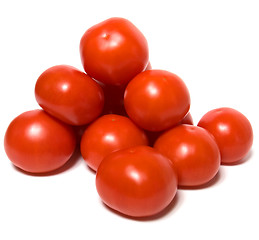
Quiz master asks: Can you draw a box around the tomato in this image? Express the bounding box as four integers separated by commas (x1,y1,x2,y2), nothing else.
124,70,190,131
96,146,178,217
80,17,149,86
80,114,148,171
154,125,220,187
35,65,104,126
4,110,76,173
198,107,253,164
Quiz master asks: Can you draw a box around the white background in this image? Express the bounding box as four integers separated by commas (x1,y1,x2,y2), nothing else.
0,0,259,239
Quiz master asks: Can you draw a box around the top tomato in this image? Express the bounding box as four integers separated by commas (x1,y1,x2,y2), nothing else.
80,17,149,86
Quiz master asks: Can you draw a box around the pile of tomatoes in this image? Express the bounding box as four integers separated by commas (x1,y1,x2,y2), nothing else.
4,17,253,218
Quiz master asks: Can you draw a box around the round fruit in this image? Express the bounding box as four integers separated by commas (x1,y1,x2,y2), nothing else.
96,146,178,217
124,70,190,131
154,125,220,187
4,110,76,173
35,65,104,126
198,107,253,164
80,17,149,86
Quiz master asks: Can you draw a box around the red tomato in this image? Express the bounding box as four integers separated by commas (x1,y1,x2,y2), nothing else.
80,114,148,171
96,146,178,217
80,17,149,86
154,125,220,187
35,65,104,126
198,107,253,164
4,110,76,173
124,70,190,131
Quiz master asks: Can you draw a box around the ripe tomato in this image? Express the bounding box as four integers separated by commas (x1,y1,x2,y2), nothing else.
4,110,76,173
198,107,253,164
154,125,220,187
124,70,190,131
35,65,104,126
80,114,148,171
96,146,178,217
80,17,149,86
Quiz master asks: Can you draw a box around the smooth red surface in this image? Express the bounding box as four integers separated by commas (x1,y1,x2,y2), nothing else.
154,125,220,187
198,107,253,164
80,114,148,171
35,65,104,126
124,70,190,131
4,110,76,173
80,17,149,86
96,146,178,217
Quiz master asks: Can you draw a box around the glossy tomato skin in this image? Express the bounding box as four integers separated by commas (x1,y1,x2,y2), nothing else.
96,146,178,217
80,17,149,86
124,70,190,131
35,65,104,126
154,125,220,187
80,114,148,171
198,107,253,164
4,110,76,173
